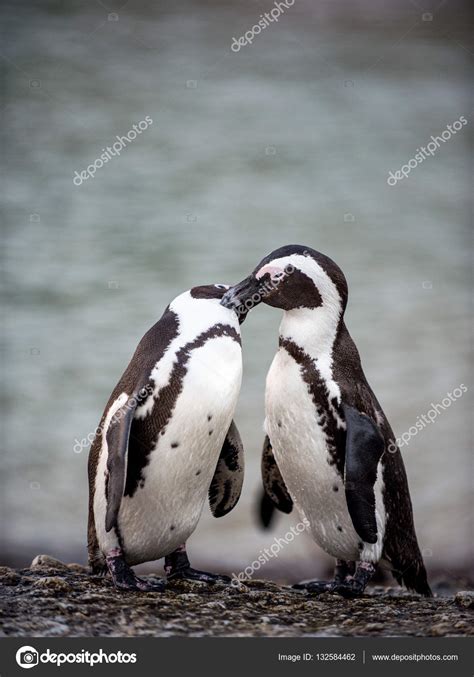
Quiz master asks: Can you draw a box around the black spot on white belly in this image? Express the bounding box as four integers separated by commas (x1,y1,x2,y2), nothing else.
170,525,175,531
333,485,339,492
207,414,212,421
208,430,213,436
337,526,343,532
171,442,179,448
195,470,201,476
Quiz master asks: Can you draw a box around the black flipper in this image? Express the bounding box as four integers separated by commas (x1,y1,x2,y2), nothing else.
342,403,385,544
209,420,244,517
259,491,277,528
259,435,293,528
105,393,140,533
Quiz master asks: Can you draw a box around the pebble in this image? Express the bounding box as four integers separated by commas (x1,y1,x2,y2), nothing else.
31,554,69,571
454,591,474,609
378,606,393,614
430,622,452,636
204,601,226,610
0,566,21,585
67,563,88,573
364,623,384,631
454,621,468,629
33,576,72,593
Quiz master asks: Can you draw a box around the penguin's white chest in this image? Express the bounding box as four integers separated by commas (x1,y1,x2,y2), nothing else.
265,350,384,563
95,336,242,565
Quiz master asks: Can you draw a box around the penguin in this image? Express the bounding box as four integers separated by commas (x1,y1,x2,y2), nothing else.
88,284,244,591
221,245,432,598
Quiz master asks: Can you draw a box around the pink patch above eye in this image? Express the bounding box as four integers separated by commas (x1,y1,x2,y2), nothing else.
256,264,285,280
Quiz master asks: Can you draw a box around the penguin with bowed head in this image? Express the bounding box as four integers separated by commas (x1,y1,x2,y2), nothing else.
88,284,245,591
221,245,432,598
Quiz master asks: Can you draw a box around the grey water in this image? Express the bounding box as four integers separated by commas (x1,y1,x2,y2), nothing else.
1,0,471,580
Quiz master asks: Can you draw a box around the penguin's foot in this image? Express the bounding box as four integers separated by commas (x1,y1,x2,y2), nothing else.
164,543,231,585
106,550,165,593
89,560,108,577
331,579,366,598
292,580,333,593
88,543,108,576
167,567,231,584
293,560,356,594
332,561,376,598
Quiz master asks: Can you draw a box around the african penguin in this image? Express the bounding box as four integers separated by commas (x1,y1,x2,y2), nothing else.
88,284,244,591
221,245,432,598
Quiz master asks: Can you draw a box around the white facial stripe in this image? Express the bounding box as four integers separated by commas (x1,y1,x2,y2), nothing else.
267,254,342,309
269,254,343,408
256,264,285,281
135,290,240,419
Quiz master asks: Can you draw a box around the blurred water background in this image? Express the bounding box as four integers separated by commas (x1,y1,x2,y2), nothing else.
1,0,472,582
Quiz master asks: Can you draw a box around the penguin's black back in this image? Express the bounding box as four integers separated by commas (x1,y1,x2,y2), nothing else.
332,322,432,596
87,307,180,568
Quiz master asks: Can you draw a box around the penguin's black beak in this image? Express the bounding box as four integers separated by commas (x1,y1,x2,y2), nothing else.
220,274,265,314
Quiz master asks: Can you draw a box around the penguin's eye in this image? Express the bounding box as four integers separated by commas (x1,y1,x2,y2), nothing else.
271,271,287,284
214,284,229,290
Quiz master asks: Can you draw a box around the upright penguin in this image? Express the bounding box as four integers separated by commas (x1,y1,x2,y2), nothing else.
222,245,431,597
88,284,244,591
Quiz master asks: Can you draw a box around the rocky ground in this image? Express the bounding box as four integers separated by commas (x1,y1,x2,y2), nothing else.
0,556,472,637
